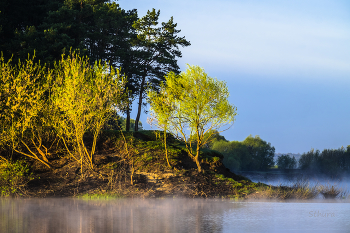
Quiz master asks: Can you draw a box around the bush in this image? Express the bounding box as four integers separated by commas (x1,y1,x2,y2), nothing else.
0,158,34,196
211,135,275,171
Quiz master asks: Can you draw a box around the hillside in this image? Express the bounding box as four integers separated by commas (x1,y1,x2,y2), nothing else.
3,130,257,198
1,130,330,200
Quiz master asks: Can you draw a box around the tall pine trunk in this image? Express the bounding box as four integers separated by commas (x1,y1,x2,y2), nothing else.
126,105,131,132
135,74,146,131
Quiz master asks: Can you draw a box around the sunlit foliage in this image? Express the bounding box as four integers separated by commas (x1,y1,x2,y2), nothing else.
0,54,54,168
51,52,126,170
0,52,126,170
148,65,237,172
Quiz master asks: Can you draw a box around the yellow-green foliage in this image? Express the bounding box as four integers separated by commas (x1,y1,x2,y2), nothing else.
0,52,126,170
148,65,237,172
52,52,126,170
0,157,34,197
0,54,53,168
77,193,122,200
214,173,258,197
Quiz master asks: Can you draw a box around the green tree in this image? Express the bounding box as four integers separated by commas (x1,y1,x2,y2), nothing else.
211,140,250,171
0,54,54,168
0,0,137,67
298,149,320,171
132,8,190,131
51,52,126,170
148,65,237,172
277,154,297,169
0,0,64,63
298,147,350,177
242,135,275,170
147,84,175,168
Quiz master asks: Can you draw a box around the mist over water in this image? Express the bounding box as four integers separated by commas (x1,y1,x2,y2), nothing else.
1,198,350,233
240,172,350,192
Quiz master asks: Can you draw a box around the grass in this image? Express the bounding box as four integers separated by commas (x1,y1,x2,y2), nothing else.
252,181,319,200
250,179,349,200
76,193,123,200
318,183,349,199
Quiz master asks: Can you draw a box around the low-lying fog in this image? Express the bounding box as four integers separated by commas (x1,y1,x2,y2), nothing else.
1,197,350,233
238,172,350,195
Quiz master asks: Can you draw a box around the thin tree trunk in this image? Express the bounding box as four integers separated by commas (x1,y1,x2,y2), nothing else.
195,145,202,173
135,74,146,132
126,105,131,132
164,130,171,168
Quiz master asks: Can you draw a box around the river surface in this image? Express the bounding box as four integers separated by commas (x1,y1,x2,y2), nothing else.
238,171,350,193
1,198,350,233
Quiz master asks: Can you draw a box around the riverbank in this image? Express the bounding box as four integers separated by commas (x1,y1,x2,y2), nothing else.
0,130,347,200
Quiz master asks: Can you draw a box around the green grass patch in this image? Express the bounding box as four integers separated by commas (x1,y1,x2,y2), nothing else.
76,193,123,200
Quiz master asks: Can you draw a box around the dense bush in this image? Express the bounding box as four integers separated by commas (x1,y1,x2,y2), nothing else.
0,158,34,196
211,135,275,171
211,140,247,171
0,52,126,170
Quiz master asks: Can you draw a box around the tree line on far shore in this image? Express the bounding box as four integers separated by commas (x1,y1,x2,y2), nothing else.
297,147,350,176
209,133,350,176
276,147,350,177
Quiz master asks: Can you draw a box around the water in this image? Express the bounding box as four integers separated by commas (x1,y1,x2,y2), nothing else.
1,198,350,233
239,171,350,192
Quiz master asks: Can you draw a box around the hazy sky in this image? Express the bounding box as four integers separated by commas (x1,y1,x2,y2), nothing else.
117,0,350,154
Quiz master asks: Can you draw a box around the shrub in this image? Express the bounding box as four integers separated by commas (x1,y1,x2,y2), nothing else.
0,158,34,196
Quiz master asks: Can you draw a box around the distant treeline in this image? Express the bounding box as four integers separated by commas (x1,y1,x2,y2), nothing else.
298,147,350,176
275,147,350,176
210,133,350,176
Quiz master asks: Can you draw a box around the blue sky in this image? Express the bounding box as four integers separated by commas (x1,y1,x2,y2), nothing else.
117,0,350,154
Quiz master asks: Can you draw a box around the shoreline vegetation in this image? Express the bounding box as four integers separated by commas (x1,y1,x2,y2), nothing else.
1,1,349,202
0,52,348,201
0,130,348,200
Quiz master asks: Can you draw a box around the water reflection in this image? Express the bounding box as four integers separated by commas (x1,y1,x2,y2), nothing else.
0,198,230,233
1,198,350,233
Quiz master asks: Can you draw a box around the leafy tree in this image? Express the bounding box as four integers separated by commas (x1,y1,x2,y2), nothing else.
0,51,126,170
242,135,275,170
211,140,250,171
147,84,174,167
1,3,190,134
298,149,320,171
298,147,350,176
103,114,143,131
197,130,228,149
277,154,297,169
132,8,190,131
0,54,54,168
148,65,237,172
51,52,126,170
0,0,65,63
0,0,137,67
